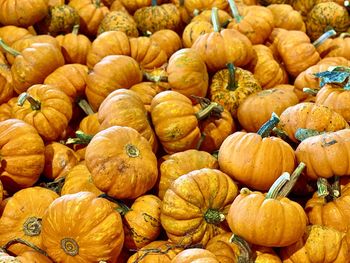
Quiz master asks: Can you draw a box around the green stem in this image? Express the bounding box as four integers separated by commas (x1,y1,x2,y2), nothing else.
313,29,337,48
265,172,290,199
228,0,243,23
332,176,340,198
2,238,49,258
229,234,254,263
227,63,237,91
295,128,325,142
211,150,219,159
0,38,21,57
303,87,319,96
317,178,330,197
278,162,306,197
196,133,206,150
77,99,95,115
94,0,101,7
211,7,220,32
193,9,200,16
204,208,225,225
151,0,157,6
98,194,130,216
195,102,223,120
257,112,280,138
17,93,41,110
72,24,79,35
66,130,94,145
40,176,66,195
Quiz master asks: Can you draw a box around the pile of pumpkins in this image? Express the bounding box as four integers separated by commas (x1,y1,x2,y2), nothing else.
0,0,350,262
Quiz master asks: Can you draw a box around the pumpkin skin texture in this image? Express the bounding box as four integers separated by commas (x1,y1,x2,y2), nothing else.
120,0,162,14
98,89,158,152
161,168,238,246
11,43,65,95
158,149,219,200
306,2,350,42
166,48,209,98
0,97,17,122
280,225,349,263
0,187,59,255
41,192,124,262
0,64,14,105
13,84,73,142
171,248,219,263
0,26,33,47
150,29,183,59
150,90,201,154
237,86,299,132
218,131,296,191
85,126,158,200
0,119,45,191
173,0,228,19
134,3,181,34
182,20,213,48
227,188,307,247
267,4,306,32
317,35,350,60
8,250,53,263
86,31,131,69
97,11,139,37
0,0,48,27
86,55,143,111
278,102,349,143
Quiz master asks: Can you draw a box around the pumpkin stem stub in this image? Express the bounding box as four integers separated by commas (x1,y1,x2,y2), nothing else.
18,93,41,111
228,0,243,23
265,172,290,199
303,87,319,96
77,99,95,115
125,144,140,158
23,217,42,236
61,238,79,256
317,178,330,197
0,38,21,57
227,63,237,91
204,208,225,225
211,7,221,32
72,24,80,35
295,128,326,141
94,0,101,8
195,101,224,120
257,112,280,138
278,162,306,197
151,0,158,6
66,130,93,145
229,234,254,263
312,29,337,48
98,194,131,215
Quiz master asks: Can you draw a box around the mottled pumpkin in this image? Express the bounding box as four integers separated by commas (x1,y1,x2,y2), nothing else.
86,55,143,111
278,102,349,142
172,249,219,263
150,29,182,59
182,20,213,48
41,192,124,262
97,11,139,37
161,168,238,246
267,4,306,32
85,126,158,199
158,149,219,199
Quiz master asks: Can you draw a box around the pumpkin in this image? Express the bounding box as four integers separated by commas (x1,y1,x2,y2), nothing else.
280,225,349,262
161,168,238,246
0,26,33,48
35,4,80,36
86,55,143,111
0,97,16,122
61,162,103,196
0,64,14,105
110,0,129,12
192,9,231,24
277,102,349,143
250,45,289,89
97,11,139,37
120,0,162,14
85,126,158,199
0,250,53,263
172,0,228,19
86,30,131,68
158,149,219,199
227,170,308,247
171,248,219,263
227,0,274,45
182,20,213,48
48,0,65,6
0,187,59,255
150,29,182,59
127,240,181,263
267,4,306,32
98,89,158,152
166,48,209,98
44,63,89,103
237,86,299,132
13,84,73,142
209,63,262,117
68,0,109,36
317,33,350,60
56,25,91,65
306,2,350,41
0,119,45,191
41,192,124,262
134,1,181,34
129,37,167,70
219,114,296,191
192,8,255,72
0,0,49,27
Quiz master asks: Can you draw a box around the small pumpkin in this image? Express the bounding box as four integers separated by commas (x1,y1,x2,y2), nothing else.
267,4,306,32
0,26,33,48
41,192,124,262
0,64,14,105
171,248,219,263
182,20,213,48
317,33,350,60
172,0,228,20
0,249,53,263
120,0,162,14
150,29,182,59
85,126,158,199
0,97,16,122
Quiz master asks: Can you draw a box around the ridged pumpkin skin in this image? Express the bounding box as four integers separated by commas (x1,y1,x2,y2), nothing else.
0,119,45,190
0,0,48,27
237,86,299,132
280,225,349,263
0,64,14,104
174,0,228,18
161,168,238,246
306,2,350,41
267,4,306,32
15,251,53,263
150,90,201,154
171,249,219,263
98,89,158,152
85,126,158,199
158,149,219,199
97,11,139,37
227,189,307,247
86,55,143,111
317,35,350,60
0,25,33,47
278,102,349,142
218,131,296,191
0,187,59,255
0,97,16,122
191,9,231,24
182,20,213,48
150,29,183,59
305,183,350,236
120,0,162,14
41,192,124,262
167,48,209,98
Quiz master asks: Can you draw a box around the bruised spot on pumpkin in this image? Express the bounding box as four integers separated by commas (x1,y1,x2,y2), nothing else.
321,135,337,147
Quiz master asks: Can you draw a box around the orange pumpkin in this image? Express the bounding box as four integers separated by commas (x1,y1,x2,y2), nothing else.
0,26,33,48
0,250,53,263
171,249,219,263
267,4,306,32
182,20,213,48
120,0,162,14
172,0,228,20
150,29,182,59
0,97,16,121
41,192,124,262
317,33,350,59
0,64,14,105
